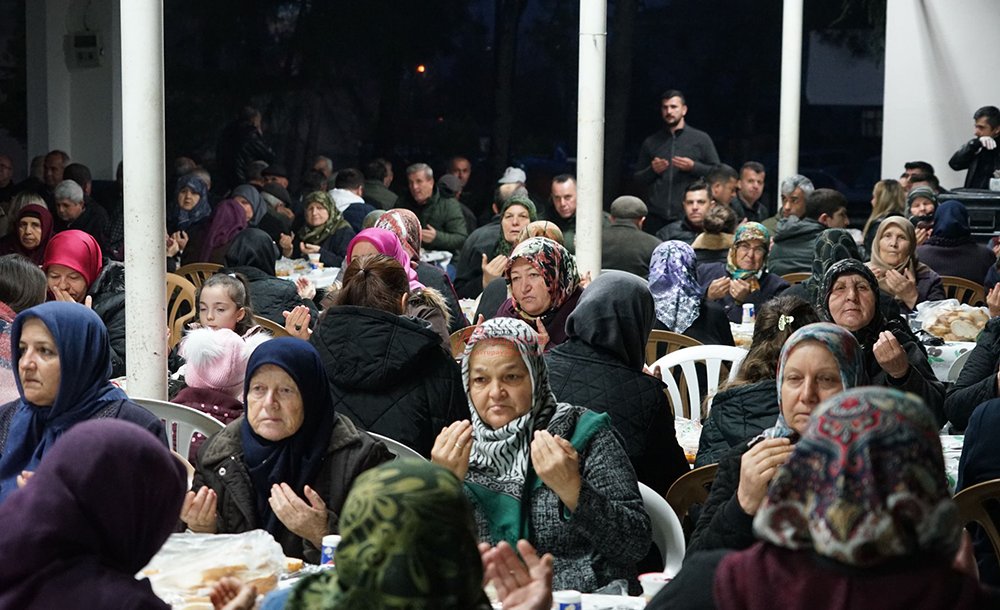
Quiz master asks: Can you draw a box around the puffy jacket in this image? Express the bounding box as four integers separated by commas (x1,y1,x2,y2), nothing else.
945,317,1000,431
311,306,466,457
546,340,689,496
768,217,825,276
695,379,777,467
400,189,468,254
89,261,127,377
192,414,391,562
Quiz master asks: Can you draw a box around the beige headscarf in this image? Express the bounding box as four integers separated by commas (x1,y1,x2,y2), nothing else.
867,216,927,292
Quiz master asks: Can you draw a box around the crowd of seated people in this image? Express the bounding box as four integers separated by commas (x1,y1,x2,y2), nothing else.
4,133,1000,610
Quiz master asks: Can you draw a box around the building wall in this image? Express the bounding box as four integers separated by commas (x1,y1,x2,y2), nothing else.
883,0,1000,189
26,0,121,180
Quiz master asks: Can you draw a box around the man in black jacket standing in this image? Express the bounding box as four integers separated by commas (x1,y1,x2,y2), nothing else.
634,90,720,234
949,105,1000,189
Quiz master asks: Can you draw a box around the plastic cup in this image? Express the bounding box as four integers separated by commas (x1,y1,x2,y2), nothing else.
321,534,341,565
552,590,582,610
308,252,321,269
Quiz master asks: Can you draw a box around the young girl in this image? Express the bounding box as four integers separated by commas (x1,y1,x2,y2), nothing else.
192,273,258,337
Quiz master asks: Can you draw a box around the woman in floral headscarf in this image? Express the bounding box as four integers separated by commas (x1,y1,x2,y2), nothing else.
295,191,355,268
687,323,864,554
649,240,733,346
376,208,468,332
430,317,651,594
698,222,789,323
495,237,583,348
652,387,998,610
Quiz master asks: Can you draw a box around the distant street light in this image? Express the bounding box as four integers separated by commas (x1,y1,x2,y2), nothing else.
416,64,427,74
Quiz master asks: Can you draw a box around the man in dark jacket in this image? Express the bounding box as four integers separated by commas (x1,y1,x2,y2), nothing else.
215,106,275,191
399,163,468,255
362,158,398,210
601,195,662,279
730,161,768,223
634,90,720,234
768,188,850,276
656,180,710,244
949,105,1000,189
52,179,109,250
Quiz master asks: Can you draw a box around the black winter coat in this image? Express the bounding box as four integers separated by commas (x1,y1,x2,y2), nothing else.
311,306,466,457
546,340,690,496
695,379,778,468
687,442,754,554
192,414,391,562
945,317,1000,431
89,261,127,377
229,266,318,327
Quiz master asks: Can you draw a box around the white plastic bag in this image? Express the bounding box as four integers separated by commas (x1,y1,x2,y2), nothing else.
915,299,989,341
139,530,287,609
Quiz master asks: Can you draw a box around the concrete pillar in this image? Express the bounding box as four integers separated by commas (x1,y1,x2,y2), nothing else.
575,0,607,278
777,0,804,201
120,0,167,399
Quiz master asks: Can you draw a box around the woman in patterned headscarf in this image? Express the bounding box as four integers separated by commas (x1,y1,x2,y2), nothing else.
650,388,999,609
688,323,864,554
495,237,583,348
296,191,356,268
698,222,790,323
649,240,733,346
430,317,651,594
376,208,468,332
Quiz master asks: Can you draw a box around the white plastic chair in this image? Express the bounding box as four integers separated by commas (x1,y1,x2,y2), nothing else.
948,349,973,383
651,345,748,421
132,397,226,458
367,432,427,461
639,482,686,577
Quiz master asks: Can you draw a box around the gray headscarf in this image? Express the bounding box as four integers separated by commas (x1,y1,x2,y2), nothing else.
565,270,653,370
233,184,266,227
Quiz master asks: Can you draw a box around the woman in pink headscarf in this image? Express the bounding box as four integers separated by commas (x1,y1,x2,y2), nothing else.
376,209,468,332
336,228,451,347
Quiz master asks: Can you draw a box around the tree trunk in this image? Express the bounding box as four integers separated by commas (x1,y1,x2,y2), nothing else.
603,0,638,206
488,0,527,183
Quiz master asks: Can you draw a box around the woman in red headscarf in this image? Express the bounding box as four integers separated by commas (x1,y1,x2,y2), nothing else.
42,230,129,377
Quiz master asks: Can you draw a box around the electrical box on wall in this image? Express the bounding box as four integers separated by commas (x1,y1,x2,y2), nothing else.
65,31,103,69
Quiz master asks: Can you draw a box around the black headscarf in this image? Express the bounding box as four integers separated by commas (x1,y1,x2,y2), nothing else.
225,228,279,276
564,270,653,370
818,258,916,356
239,338,337,534
806,228,862,309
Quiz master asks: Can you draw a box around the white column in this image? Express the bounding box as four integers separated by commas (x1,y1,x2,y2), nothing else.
575,0,607,278
120,0,167,399
778,0,804,204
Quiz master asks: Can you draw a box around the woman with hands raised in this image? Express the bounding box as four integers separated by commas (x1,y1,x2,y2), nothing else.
432,317,651,594
181,337,392,562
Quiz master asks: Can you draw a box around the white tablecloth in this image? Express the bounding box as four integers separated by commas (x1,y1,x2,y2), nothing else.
941,434,963,493
926,342,976,383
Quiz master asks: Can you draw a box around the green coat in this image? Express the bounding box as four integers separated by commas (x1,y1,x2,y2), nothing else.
401,189,469,254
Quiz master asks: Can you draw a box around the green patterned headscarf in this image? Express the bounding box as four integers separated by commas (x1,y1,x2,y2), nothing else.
298,191,352,245
283,460,490,610
725,222,770,282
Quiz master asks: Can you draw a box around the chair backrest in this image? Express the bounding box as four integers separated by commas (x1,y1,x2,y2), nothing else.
175,262,222,290
954,478,1000,566
132,397,226,458
645,330,704,367
940,275,986,306
666,463,719,534
651,345,748,420
638,482,686,577
166,273,197,350
169,311,196,351
781,272,811,285
366,432,427,461
255,316,291,338
450,325,476,359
